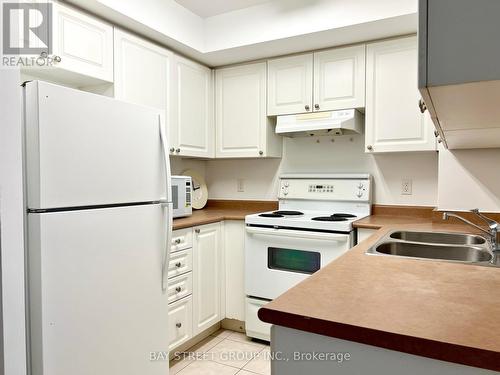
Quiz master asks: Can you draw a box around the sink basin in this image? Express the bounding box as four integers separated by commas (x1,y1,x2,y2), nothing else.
374,242,492,263
389,231,486,245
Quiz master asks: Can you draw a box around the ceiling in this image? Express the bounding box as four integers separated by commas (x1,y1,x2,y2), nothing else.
175,0,271,18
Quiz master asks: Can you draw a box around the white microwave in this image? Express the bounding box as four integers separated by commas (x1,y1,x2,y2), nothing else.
171,176,192,218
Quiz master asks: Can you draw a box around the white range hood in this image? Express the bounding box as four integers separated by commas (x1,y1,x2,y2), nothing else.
275,110,364,137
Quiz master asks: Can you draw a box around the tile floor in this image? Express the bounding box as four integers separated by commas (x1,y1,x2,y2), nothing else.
170,330,270,375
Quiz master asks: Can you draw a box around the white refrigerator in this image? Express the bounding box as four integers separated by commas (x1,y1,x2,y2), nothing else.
23,81,172,375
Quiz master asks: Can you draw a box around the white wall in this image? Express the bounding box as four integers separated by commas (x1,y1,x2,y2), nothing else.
204,0,417,52
0,68,28,375
170,158,207,178
205,134,439,206
438,146,500,212
70,0,417,66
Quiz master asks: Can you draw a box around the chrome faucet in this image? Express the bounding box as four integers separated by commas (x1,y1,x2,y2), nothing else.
443,209,499,252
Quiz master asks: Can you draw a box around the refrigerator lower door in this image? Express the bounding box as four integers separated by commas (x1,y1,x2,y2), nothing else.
24,80,168,210
27,204,170,375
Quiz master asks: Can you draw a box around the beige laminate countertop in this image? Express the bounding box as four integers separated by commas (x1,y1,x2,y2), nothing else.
172,200,278,230
353,214,433,229
259,221,500,372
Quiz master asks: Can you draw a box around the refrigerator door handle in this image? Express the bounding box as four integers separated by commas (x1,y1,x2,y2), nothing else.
159,115,172,203
161,202,173,292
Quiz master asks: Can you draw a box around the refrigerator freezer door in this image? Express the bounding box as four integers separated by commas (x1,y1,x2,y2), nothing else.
24,81,168,210
28,204,170,375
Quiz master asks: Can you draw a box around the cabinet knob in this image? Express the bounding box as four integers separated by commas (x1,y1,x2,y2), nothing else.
169,147,175,153
175,148,180,153
176,322,182,328
418,99,427,113
367,145,373,151
175,286,182,292
434,130,439,138
175,238,181,244
195,228,200,234
175,262,182,268
53,55,61,63
314,104,320,110
305,105,310,111
259,150,264,156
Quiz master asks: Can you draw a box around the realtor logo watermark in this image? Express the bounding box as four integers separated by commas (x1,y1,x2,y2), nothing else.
2,2,53,67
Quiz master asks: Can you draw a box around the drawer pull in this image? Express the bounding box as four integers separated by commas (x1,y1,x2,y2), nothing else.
176,322,182,328
175,287,182,293
174,238,181,244
175,262,182,268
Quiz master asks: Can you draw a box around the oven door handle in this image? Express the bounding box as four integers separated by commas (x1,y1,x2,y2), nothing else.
246,226,349,241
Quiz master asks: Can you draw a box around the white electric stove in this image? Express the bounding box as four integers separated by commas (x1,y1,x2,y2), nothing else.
244,174,372,341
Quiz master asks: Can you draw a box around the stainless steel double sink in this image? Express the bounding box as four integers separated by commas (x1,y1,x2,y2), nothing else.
366,230,500,267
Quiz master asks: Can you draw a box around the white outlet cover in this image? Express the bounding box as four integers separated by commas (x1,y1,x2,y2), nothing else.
237,178,245,192
401,178,412,195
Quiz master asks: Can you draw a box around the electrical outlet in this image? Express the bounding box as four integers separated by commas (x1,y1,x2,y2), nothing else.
237,178,245,192
401,178,412,195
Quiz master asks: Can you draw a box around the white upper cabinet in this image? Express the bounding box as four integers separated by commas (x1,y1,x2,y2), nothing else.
313,45,365,112
267,54,313,115
51,3,113,83
20,2,113,85
170,55,214,158
267,46,366,115
114,28,172,115
365,36,436,153
215,62,282,158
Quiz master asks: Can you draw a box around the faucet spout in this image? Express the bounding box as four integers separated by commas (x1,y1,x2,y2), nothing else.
442,210,499,252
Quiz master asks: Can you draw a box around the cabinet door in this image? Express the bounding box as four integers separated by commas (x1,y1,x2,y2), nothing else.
168,296,193,351
192,223,221,335
365,36,436,153
114,28,172,119
313,45,365,112
171,56,214,158
215,62,268,158
52,3,113,82
267,54,313,115
223,221,245,321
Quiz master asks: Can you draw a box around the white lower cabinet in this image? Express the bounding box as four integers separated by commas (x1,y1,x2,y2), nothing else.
357,228,378,244
168,296,193,351
192,222,222,335
223,221,245,321
169,223,224,351
168,228,194,352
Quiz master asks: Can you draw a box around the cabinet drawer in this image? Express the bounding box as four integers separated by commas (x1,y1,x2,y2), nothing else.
168,272,192,304
171,228,193,253
168,295,193,351
168,248,192,279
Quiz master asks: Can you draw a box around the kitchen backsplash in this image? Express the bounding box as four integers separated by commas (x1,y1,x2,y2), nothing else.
196,134,439,206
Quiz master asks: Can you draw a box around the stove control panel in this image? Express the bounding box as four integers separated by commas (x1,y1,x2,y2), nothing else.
279,176,371,202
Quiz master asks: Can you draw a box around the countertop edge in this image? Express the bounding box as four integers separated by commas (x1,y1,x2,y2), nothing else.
258,309,500,372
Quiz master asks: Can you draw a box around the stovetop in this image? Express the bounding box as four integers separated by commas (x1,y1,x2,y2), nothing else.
245,210,367,232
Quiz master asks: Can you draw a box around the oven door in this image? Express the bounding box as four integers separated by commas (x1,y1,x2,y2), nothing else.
245,226,352,300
